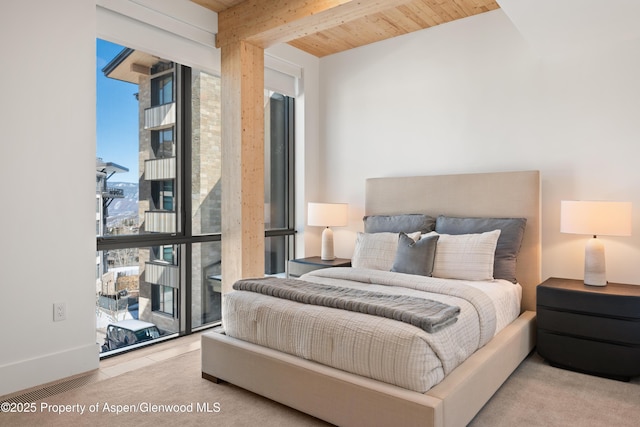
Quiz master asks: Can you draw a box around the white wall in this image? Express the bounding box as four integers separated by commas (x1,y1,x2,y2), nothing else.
0,0,99,395
318,10,640,286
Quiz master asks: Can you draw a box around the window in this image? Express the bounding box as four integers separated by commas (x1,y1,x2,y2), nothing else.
152,284,176,316
162,245,174,263
264,91,294,274
150,180,175,211
151,72,173,106
96,39,295,355
151,245,175,264
152,128,174,159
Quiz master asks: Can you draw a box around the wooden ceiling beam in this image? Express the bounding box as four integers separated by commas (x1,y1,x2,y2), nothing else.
215,0,413,49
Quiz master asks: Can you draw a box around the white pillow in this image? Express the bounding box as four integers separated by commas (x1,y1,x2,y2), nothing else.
432,229,501,281
352,232,420,271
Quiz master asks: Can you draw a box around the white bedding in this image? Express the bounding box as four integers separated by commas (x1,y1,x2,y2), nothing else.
222,267,521,393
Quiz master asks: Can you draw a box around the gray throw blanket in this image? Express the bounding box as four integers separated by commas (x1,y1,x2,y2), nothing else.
233,277,460,333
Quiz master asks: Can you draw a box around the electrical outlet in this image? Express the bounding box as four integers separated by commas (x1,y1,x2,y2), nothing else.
53,302,66,322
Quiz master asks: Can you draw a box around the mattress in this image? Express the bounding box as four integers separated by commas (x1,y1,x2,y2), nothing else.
222,267,521,393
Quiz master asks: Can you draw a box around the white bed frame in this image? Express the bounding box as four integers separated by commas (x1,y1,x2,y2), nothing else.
202,170,541,427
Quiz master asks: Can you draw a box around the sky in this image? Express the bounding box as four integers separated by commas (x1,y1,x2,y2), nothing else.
96,39,140,183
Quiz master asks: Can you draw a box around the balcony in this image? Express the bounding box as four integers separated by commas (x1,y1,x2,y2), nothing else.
145,262,178,288
144,103,175,130
145,211,176,233
145,157,176,180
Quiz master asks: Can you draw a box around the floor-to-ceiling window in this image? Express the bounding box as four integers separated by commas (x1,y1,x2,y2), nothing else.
96,39,295,355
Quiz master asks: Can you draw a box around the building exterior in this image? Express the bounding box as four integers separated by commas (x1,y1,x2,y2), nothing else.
102,49,223,336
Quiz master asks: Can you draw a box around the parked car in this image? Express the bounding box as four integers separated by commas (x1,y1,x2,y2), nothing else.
101,319,161,352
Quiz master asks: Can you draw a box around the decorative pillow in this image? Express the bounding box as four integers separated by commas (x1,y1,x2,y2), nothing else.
363,214,436,234
391,233,439,276
431,230,501,281
435,216,527,283
352,231,421,271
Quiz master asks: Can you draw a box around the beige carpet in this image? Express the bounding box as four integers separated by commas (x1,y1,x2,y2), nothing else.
469,352,640,427
2,350,639,426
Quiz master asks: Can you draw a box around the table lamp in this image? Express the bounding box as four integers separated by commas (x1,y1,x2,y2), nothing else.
560,200,632,286
308,202,348,260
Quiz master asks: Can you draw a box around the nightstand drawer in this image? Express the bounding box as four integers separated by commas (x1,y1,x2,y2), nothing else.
537,280,640,319
537,307,640,345
537,330,640,380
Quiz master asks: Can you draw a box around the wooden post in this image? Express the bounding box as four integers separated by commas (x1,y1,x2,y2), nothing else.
221,40,265,293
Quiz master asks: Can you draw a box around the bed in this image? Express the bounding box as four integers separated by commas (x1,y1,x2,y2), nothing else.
202,170,541,427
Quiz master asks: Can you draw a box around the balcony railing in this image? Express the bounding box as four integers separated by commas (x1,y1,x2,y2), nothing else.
144,103,175,130
144,157,176,180
145,262,179,288
144,211,176,233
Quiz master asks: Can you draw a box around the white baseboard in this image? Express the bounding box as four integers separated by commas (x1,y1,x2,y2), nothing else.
0,344,99,398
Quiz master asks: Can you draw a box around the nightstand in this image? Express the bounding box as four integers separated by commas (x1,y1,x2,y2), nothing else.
537,277,640,381
287,256,351,278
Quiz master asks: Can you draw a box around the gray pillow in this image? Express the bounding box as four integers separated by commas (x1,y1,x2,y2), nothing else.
363,214,436,234
391,233,439,276
434,216,526,283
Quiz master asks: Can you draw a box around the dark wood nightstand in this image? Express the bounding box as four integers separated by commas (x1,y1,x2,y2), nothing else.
536,277,640,381
287,256,351,278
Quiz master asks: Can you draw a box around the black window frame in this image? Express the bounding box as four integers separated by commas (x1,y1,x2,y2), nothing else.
97,54,296,347
151,72,174,107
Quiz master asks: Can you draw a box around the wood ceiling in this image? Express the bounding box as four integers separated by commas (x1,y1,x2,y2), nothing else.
192,0,499,57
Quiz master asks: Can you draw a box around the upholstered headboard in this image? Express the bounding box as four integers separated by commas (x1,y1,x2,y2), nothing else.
365,170,541,312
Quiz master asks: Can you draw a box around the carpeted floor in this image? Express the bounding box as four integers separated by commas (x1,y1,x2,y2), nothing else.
2,349,639,426
468,352,640,426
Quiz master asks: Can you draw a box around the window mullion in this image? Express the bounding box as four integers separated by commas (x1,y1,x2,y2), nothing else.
180,64,193,334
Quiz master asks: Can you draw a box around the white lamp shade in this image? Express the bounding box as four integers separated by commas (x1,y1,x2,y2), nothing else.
561,200,632,287
308,202,348,261
560,201,632,237
308,202,348,227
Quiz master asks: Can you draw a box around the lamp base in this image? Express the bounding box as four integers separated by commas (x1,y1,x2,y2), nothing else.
321,227,335,261
584,237,606,286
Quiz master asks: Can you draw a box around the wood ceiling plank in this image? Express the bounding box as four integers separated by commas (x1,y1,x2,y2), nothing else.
453,0,499,15
405,0,447,27
422,0,463,22
439,1,469,18
394,4,437,29
452,0,481,16
361,13,409,39
377,7,426,34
